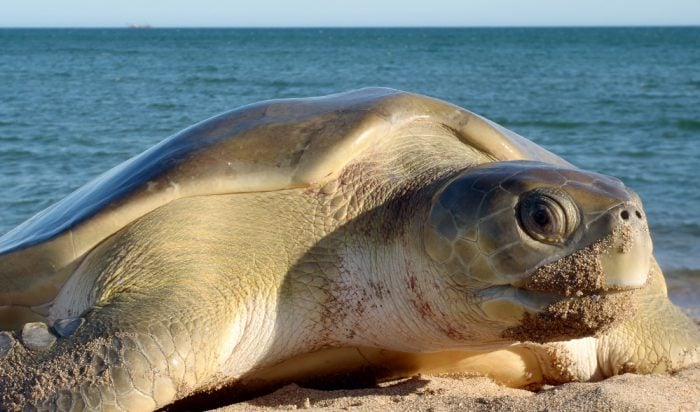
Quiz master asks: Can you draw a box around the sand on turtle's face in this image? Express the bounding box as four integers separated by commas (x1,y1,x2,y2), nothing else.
502,292,634,343
518,226,640,296
502,229,639,343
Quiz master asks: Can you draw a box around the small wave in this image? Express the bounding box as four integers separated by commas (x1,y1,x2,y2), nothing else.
666,268,700,280
666,269,700,318
200,65,220,73
0,148,39,158
496,119,587,130
625,149,656,159
147,102,179,110
183,75,238,85
268,80,291,88
676,119,700,131
422,46,449,53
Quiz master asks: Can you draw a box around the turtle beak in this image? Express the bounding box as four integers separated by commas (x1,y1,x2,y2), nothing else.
598,201,652,290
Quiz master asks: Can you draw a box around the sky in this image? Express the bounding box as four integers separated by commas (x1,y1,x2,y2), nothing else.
1,0,699,28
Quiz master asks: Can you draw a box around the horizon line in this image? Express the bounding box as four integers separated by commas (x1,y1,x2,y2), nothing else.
1,24,699,29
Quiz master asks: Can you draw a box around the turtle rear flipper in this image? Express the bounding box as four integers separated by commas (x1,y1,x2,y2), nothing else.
0,280,236,411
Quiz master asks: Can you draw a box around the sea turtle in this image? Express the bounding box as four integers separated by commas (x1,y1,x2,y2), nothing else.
0,88,698,411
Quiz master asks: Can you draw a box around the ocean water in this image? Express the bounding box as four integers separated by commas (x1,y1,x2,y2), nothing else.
0,28,699,310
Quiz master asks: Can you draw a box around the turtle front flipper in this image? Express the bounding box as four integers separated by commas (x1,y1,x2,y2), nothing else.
594,258,700,377
0,288,231,411
534,258,700,383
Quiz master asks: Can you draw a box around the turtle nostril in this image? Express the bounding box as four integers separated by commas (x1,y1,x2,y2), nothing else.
620,210,630,220
635,210,643,219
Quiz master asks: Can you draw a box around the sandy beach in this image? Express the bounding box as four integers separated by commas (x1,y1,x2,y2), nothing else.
216,313,700,411
218,367,700,411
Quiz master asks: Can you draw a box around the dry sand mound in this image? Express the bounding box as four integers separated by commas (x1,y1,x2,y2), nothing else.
217,367,700,412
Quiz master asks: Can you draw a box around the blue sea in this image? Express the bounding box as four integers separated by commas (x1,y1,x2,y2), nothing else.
1,28,699,311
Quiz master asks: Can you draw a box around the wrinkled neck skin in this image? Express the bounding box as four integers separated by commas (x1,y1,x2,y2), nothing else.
315,180,481,353
317,197,530,355
239,152,523,374
227,134,501,376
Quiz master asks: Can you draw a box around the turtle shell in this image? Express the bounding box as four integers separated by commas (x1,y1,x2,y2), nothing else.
0,87,568,308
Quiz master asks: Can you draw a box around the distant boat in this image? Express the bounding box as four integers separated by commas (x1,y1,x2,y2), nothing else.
127,24,152,29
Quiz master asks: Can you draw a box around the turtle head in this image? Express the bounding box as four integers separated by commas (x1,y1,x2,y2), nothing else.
423,160,653,341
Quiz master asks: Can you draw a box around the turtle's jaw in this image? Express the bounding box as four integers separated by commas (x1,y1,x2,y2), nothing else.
478,285,633,324
477,284,638,343
478,286,559,324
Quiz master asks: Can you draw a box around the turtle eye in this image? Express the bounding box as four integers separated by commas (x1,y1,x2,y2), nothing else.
518,189,578,245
